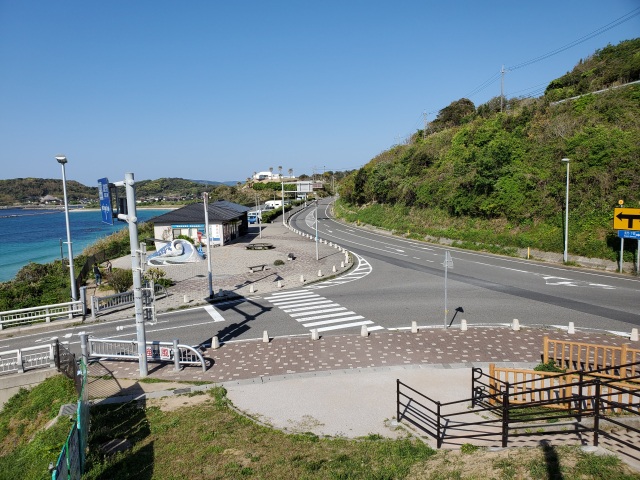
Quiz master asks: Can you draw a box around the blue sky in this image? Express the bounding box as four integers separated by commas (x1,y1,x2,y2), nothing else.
1,1,638,186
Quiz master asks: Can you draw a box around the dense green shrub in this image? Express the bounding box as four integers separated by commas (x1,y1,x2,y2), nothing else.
107,268,133,293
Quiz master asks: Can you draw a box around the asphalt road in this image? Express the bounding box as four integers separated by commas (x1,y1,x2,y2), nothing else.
2,198,639,356
288,199,640,333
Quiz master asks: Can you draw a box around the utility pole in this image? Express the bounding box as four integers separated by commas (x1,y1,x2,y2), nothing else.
500,65,505,112
114,172,148,377
423,112,428,140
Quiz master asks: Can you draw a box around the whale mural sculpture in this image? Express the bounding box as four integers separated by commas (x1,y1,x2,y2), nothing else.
147,239,205,266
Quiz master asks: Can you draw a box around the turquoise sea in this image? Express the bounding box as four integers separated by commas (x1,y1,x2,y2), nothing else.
0,208,170,282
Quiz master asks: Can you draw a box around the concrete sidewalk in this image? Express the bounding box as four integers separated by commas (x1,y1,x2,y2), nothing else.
86,327,640,470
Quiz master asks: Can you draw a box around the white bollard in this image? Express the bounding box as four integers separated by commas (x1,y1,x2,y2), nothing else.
512,319,520,331
568,322,575,334
361,325,369,337
211,336,220,349
318,270,322,277
249,284,255,293
183,294,190,303
631,328,639,342
460,319,468,331
277,280,282,288
311,329,319,341
340,261,345,268
411,321,418,333
332,265,336,273
329,242,333,247
300,275,305,283
262,330,269,343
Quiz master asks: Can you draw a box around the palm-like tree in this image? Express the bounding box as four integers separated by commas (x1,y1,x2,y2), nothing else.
278,166,283,179
288,168,293,178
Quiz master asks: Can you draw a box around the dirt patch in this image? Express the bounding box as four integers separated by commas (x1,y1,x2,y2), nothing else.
146,392,211,412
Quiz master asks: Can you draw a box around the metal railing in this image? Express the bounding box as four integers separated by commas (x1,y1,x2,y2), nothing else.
398,360,640,450
0,339,77,378
0,344,56,375
86,337,206,372
90,282,167,319
0,290,86,330
52,360,88,480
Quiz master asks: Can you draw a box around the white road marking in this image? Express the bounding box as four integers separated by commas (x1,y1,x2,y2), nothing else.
204,305,226,322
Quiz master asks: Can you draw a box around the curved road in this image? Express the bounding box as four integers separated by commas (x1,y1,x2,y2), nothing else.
287,198,640,334
3,199,639,356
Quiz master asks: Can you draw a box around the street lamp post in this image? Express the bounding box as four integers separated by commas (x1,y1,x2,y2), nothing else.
281,176,286,226
315,199,319,261
203,193,213,298
55,155,78,301
256,194,262,239
562,158,570,263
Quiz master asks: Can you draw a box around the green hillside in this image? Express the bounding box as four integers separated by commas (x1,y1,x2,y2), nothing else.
0,177,253,207
338,39,640,263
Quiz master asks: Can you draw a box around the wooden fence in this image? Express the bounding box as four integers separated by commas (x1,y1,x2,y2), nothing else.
543,336,640,379
488,364,640,413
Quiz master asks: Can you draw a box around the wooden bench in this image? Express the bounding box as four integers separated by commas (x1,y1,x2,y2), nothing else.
246,243,274,250
248,264,267,273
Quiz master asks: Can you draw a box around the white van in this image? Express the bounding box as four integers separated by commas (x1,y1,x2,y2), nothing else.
265,200,283,209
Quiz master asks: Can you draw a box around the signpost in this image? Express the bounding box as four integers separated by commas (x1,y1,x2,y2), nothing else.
614,206,640,274
97,177,114,225
443,251,453,329
618,230,640,240
613,208,640,230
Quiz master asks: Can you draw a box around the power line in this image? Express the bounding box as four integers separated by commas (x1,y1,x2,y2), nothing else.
464,72,501,99
507,7,640,71
420,6,639,125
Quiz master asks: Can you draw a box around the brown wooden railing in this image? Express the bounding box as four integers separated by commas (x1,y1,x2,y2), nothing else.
543,335,640,379
487,364,640,413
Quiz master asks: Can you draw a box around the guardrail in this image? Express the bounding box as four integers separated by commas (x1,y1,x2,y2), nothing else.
0,288,87,330
90,282,167,319
85,337,206,372
0,344,56,375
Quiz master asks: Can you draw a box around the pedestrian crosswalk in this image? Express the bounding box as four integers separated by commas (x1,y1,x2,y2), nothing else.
307,253,372,290
264,289,384,333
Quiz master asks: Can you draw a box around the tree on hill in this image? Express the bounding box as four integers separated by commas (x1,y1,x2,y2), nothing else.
338,39,640,261
545,38,640,101
430,98,476,131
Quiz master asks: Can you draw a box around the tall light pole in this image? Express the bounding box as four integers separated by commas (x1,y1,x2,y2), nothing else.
203,192,213,298
281,174,286,226
255,194,262,239
55,155,78,301
315,199,319,261
562,158,570,263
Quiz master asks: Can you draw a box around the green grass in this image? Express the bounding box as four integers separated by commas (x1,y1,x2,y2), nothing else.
0,374,77,480
82,387,436,480
2,380,640,479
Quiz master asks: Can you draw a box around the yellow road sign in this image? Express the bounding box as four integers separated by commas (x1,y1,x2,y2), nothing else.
614,208,640,230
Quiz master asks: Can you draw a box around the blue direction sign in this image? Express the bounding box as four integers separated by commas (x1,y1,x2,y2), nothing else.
618,230,640,240
97,177,113,225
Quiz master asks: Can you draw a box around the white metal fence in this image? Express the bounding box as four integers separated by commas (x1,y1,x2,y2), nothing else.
86,337,206,371
0,344,56,375
90,282,167,319
0,288,86,331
